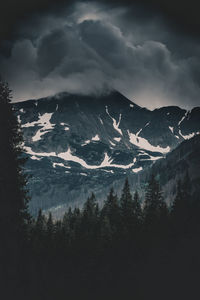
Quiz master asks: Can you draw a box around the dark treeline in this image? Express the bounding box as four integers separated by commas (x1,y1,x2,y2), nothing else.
24,174,200,300
1,79,200,300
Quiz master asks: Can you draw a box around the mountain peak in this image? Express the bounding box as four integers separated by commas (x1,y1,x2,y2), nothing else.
14,92,200,217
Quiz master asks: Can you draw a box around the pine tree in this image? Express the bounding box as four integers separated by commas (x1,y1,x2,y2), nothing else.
81,193,98,241
133,191,143,226
0,80,30,295
35,209,46,233
120,178,135,235
73,207,82,240
62,211,71,245
32,209,47,255
83,193,97,219
0,79,30,234
143,174,167,233
62,207,76,246
46,212,54,242
102,188,121,238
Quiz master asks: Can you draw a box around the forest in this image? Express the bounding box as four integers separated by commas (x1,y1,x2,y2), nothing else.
0,79,200,300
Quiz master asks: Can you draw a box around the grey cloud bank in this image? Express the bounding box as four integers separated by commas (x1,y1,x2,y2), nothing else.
0,2,200,109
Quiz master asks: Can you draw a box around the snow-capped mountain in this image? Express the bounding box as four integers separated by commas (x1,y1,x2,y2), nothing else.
14,91,200,217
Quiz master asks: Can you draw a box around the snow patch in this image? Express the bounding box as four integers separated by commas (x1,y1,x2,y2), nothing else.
99,117,103,125
135,122,150,137
130,104,134,108
22,113,55,141
58,150,135,169
127,130,170,153
20,108,24,113
179,130,199,140
31,156,41,161
114,137,121,142
138,150,146,156
177,112,198,140
140,155,162,161
132,167,143,173
169,126,174,133
32,113,55,142
53,162,71,169
109,140,116,146
82,140,90,146
25,146,56,157
178,111,187,126
187,110,191,120
24,147,136,170
103,169,114,174
106,106,122,135
17,115,21,123
60,122,69,130
92,134,100,141
136,128,143,136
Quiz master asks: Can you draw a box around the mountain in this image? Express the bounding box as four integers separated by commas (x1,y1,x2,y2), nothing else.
14,91,200,217
127,134,200,205
152,134,200,205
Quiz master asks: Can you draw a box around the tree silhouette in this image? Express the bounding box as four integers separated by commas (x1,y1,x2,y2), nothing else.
133,190,143,228
0,79,30,297
101,188,121,240
143,174,167,235
120,178,135,236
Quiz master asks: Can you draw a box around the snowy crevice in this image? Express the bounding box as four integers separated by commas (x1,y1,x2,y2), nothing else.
105,106,122,135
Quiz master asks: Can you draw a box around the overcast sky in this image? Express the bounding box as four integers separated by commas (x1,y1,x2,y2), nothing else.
0,0,200,109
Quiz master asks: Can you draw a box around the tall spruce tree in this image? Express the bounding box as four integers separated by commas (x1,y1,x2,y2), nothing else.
120,178,135,235
133,191,143,226
82,193,98,241
33,209,46,253
102,188,121,238
0,80,30,234
46,212,54,243
62,208,75,246
143,174,167,233
0,79,30,295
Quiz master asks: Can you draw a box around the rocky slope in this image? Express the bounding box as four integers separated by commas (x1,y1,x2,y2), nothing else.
14,91,200,217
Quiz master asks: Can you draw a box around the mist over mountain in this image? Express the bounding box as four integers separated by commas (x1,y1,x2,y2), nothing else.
14,91,200,217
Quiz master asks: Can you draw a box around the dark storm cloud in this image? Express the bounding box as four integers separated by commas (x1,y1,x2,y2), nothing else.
1,0,200,42
37,29,69,77
0,1,200,109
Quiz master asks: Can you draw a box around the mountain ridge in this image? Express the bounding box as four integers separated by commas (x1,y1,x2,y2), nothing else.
14,91,200,217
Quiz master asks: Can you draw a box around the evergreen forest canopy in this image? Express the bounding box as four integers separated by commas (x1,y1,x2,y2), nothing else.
0,80,200,300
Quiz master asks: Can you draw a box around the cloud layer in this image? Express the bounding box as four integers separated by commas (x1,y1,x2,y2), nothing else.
0,2,200,109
